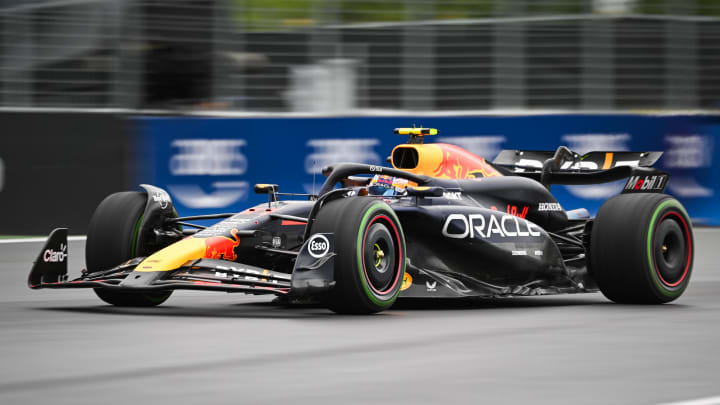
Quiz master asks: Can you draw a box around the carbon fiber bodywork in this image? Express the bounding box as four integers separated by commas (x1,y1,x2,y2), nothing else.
29,168,598,300
28,140,672,303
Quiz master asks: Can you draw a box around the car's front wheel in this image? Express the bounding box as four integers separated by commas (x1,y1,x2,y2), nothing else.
86,191,172,307
310,197,406,314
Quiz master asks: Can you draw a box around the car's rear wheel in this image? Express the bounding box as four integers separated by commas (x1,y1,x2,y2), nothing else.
310,197,406,314
86,191,172,307
590,193,694,304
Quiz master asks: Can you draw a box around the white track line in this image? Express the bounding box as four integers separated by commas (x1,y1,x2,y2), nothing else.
0,236,86,244
658,396,720,405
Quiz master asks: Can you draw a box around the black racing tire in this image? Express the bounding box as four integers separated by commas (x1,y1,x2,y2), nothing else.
310,197,406,314
590,193,694,304
86,191,172,307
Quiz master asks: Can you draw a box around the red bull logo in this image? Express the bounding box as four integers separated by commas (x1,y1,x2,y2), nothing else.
204,228,241,262
432,145,502,179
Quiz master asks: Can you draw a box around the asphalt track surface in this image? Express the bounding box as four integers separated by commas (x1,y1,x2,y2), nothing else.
1,231,719,405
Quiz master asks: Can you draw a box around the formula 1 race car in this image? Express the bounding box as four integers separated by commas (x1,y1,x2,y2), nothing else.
29,127,694,314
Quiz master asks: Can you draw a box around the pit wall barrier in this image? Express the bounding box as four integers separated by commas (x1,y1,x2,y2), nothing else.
135,114,720,225
0,112,132,234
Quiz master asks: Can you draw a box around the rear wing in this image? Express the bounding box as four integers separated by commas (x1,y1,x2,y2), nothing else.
493,150,663,171
492,147,667,192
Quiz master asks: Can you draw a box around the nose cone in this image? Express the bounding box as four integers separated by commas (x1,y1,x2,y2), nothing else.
135,237,207,272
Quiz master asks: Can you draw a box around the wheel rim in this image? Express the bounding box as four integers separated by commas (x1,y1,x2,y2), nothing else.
373,243,387,270
652,211,691,287
361,215,402,295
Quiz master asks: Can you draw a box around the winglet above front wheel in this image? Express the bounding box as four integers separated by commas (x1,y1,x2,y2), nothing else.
28,228,68,288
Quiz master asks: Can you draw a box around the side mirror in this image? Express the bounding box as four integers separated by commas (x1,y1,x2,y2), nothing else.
255,184,279,207
254,184,279,194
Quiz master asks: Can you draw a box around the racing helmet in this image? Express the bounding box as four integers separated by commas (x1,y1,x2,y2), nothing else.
368,175,408,196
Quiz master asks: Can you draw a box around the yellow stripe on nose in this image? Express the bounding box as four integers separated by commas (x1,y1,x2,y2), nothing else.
135,237,207,272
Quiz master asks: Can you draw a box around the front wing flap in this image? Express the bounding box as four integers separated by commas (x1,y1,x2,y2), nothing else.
28,229,291,295
31,258,292,295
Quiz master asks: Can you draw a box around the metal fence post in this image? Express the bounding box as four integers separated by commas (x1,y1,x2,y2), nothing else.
110,0,125,108
212,0,245,110
581,17,615,110
401,0,435,111
2,11,34,107
493,0,527,109
310,0,340,63
111,0,143,109
665,0,698,109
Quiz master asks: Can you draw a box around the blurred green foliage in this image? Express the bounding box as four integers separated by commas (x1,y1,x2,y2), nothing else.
636,0,719,15
237,0,313,28
696,0,720,15
526,1,588,15
431,1,494,20
635,0,666,15
233,0,719,30
339,0,407,23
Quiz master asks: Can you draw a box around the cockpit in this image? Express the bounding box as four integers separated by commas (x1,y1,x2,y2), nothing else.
367,175,408,197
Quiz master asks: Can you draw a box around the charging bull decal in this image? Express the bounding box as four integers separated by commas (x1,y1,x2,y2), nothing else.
204,228,241,261
432,145,502,180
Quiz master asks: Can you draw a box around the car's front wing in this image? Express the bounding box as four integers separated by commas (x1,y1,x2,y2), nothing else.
29,229,292,295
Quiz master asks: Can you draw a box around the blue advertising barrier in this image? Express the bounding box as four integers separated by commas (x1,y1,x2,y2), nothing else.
134,114,720,225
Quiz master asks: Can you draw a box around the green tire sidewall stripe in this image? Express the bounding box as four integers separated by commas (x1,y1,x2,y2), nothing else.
130,213,168,302
355,202,405,307
646,199,691,297
130,214,143,258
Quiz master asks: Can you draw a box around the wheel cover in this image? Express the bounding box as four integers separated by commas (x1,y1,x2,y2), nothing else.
360,215,402,296
363,224,396,292
652,211,692,287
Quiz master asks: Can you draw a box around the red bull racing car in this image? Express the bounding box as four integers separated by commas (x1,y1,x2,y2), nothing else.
29,127,694,314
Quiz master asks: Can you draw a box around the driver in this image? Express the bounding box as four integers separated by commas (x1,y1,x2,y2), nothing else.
368,174,408,196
